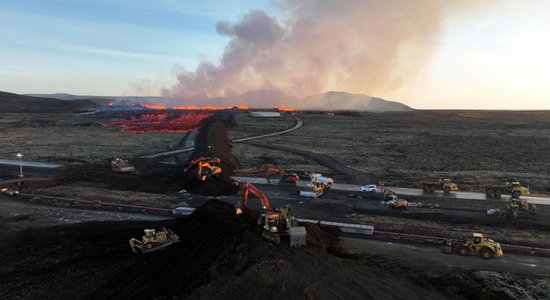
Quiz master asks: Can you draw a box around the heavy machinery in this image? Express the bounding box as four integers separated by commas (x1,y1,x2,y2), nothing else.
384,189,408,210
300,180,325,198
111,158,135,173
310,173,333,190
485,181,529,198
129,227,180,254
499,198,536,219
421,178,458,193
236,182,307,247
263,164,299,185
442,233,503,259
184,156,222,181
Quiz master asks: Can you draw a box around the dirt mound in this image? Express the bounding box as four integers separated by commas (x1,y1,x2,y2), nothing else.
0,200,448,299
186,113,240,196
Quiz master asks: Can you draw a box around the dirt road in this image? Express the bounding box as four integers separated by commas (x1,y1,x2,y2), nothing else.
339,237,550,277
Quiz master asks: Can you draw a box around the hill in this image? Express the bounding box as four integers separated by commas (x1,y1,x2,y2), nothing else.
302,91,413,111
0,91,98,112
27,90,413,111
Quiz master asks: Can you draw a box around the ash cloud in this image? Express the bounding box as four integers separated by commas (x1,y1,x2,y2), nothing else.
161,0,486,107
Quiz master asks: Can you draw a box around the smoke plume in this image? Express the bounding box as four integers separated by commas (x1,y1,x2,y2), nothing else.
162,0,483,106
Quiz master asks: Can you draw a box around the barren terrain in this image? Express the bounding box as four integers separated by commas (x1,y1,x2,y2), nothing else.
0,113,183,165
229,111,550,193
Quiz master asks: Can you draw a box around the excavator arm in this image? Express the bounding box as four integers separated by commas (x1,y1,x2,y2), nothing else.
263,164,299,184
236,182,272,215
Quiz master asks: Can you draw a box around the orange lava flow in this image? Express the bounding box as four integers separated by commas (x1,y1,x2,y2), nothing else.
172,104,250,111
275,106,296,112
142,103,167,110
105,112,213,132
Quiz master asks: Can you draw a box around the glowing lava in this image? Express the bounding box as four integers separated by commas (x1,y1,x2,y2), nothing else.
142,103,167,110
106,112,212,132
275,106,296,112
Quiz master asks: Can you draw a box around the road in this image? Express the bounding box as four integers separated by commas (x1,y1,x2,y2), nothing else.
231,115,303,142
231,176,550,206
0,159,63,169
142,114,304,159
0,196,168,240
339,238,550,277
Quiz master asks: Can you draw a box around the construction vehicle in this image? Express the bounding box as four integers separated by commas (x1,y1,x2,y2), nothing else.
499,198,536,219
184,156,222,181
442,233,503,259
421,179,458,193
235,182,307,247
300,180,325,198
384,189,408,210
111,158,135,173
310,173,333,190
485,181,529,198
263,164,299,185
129,227,180,254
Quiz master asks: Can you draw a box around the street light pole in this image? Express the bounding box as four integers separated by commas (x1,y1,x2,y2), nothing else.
17,153,24,179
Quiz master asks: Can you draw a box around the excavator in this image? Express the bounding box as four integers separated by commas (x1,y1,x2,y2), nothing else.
263,164,299,185
235,182,307,247
129,227,180,254
184,156,222,181
442,232,503,259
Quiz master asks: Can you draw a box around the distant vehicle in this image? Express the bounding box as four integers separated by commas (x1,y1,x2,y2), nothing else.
310,173,333,189
1,188,19,196
421,178,458,193
360,184,377,193
485,181,529,198
111,158,135,173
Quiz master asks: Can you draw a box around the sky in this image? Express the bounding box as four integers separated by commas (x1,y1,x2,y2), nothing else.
0,0,549,109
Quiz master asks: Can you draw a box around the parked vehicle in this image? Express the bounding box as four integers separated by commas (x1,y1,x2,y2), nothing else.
360,184,377,192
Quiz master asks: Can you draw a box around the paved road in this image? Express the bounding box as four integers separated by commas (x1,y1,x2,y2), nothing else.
0,159,63,169
231,176,550,205
231,115,303,143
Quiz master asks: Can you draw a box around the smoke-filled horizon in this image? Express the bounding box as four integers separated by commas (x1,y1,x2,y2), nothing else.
161,0,481,107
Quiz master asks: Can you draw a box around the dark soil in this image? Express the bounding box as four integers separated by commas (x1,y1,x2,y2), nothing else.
0,200,478,299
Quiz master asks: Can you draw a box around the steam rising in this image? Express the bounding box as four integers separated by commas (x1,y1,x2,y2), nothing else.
162,0,481,106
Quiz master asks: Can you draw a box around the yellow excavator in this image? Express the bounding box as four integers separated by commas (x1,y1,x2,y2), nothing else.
236,182,307,247
442,232,503,259
129,227,180,254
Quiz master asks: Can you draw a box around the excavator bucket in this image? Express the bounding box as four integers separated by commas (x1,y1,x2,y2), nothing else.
288,226,307,247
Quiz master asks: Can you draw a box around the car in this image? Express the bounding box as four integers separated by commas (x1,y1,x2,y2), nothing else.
360,184,377,192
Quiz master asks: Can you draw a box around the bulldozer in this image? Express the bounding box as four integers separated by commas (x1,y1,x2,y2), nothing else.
384,189,408,210
129,227,180,254
499,198,536,219
236,182,307,247
442,232,503,259
111,158,135,173
263,164,299,185
184,156,222,181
